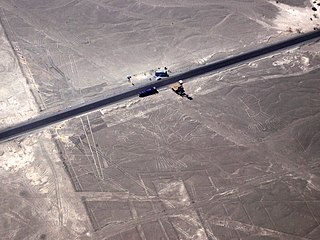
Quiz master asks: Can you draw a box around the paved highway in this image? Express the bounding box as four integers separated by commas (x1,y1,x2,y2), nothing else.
0,30,319,142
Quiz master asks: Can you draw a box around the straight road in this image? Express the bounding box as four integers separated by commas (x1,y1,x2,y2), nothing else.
0,30,319,142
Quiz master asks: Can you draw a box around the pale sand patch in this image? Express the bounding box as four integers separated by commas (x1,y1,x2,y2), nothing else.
0,136,37,172
269,0,320,33
154,179,207,240
0,22,90,237
0,20,38,172
0,22,38,127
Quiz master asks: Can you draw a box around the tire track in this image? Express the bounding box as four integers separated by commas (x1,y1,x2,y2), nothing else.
1,30,320,141
39,142,64,227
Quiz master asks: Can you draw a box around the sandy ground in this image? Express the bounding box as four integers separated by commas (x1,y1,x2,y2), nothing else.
0,18,91,240
0,132,91,239
0,1,320,239
0,0,318,111
271,0,320,33
0,20,38,127
52,40,320,239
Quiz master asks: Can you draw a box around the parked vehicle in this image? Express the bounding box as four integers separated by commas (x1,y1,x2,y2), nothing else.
155,68,169,80
138,87,159,97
